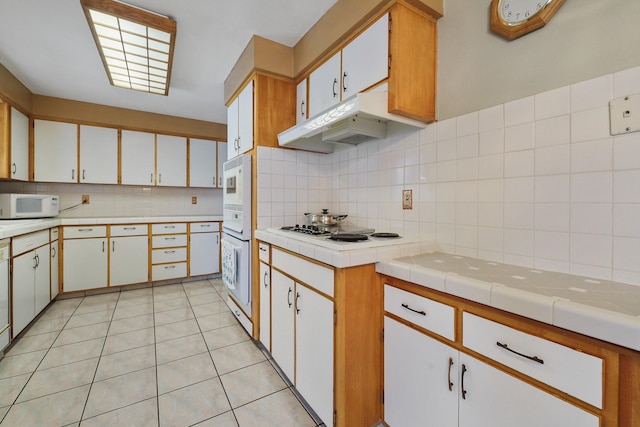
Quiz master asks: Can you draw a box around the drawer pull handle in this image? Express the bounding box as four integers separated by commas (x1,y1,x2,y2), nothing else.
165,265,176,270
401,303,426,316
123,227,137,230
448,357,454,392
164,250,176,254
259,247,267,252
164,226,176,229
78,228,93,232
287,287,292,308
164,237,176,241
461,364,468,400
496,341,544,365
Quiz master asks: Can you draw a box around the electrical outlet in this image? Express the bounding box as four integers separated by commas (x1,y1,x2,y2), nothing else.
82,195,90,204
610,93,640,135
192,196,197,204
402,190,412,210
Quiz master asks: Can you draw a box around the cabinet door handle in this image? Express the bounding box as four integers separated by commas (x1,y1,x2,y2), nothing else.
159,173,162,184
300,100,305,117
448,357,454,392
52,247,56,258
102,241,105,252
263,271,269,288
332,78,338,98
32,254,38,269
12,163,16,175
287,287,292,308
151,173,153,183
71,169,75,180
82,169,86,181
295,292,301,314
401,303,426,316
342,72,348,93
461,364,468,400
496,342,544,364
112,241,115,252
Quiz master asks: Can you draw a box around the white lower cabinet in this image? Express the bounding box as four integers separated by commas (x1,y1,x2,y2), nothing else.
110,235,148,287
50,239,59,300
62,226,108,292
189,223,220,277
259,260,271,350
271,266,334,426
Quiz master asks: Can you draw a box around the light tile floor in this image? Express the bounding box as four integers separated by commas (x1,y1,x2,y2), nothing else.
0,279,323,427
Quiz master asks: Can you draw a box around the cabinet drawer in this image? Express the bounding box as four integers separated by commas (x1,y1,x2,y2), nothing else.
227,295,252,335
384,284,455,341
152,262,187,281
272,248,333,297
152,223,187,235
462,312,603,408
190,222,219,233
152,247,187,264
50,227,59,241
111,225,148,237
258,242,270,263
152,234,187,248
64,226,107,239
12,230,50,256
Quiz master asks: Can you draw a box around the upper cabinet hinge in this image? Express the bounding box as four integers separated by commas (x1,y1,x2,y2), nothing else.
388,14,392,33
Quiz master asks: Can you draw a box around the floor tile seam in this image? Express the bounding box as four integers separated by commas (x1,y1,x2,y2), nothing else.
36,353,102,373
78,395,159,424
155,349,212,368
157,373,222,397
185,409,237,427
51,332,110,349
152,292,162,427
11,381,93,407
106,325,155,338
153,315,197,328
61,319,113,332
154,330,202,345
96,341,157,361
214,358,270,377
227,384,292,411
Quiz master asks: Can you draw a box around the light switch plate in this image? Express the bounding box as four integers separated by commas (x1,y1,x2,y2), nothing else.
610,93,640,135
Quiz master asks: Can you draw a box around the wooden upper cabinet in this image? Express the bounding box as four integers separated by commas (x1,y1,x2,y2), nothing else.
79,125,118,184
388,2,437,122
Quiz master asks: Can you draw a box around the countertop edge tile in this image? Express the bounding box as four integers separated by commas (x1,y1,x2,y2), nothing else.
445,274,493,306
490,285,557,324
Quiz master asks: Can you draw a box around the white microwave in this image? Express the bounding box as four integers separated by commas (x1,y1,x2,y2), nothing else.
0,194,59,219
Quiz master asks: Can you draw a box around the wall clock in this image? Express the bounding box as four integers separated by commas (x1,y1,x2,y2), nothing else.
490,0,566,40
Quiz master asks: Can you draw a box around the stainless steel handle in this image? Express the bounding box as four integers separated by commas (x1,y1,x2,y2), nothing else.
32,254,38,269
159,173,162,184
295,292,301,314
164,250,176,254
112,241,115,252
263,271,268,288
123,227,137,230
72,169,75,180
165,265,176,269
102,241,105,252
12,163,16,175
164,237,176,241
151,173,153,183
82,169,86,180
287,287,292,308
342,72,348,93
164,225,176,229
300,100,305,117
332,78,338,97
78,228,93,232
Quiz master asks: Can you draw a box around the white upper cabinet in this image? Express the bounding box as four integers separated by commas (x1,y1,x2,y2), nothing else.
121,130,155,186
10,107,29,181
34,120,78,183
341,13,389,99
308,52,341,118
79,125,118,184
157,134,187,187
227,81,253,159
189,138,217,188
296,79,307,124
216,142,227,188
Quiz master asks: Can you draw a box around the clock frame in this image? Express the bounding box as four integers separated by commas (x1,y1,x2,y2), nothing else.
490,0,566,40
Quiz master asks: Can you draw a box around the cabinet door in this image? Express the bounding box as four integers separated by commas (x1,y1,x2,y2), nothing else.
384,316,458,427
189,232,220,276
79,125,118,184
63,238,108,292
308,52,341,117
270,269,295,382
216,142,227,188
341,13,389,99
157,134,187,187
189,138,217,188
237,81,254,155
227,97,239,160
296,79,307,123
110,235,148,287
12,251,36,336
458,354,599,427
50,239,59,300
10,107,29,181
34,120,78,183
34,245,51,314
121,130,155,186
259,261,271,350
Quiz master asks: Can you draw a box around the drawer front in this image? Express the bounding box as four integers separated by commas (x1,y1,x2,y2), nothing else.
152,234,187,248
152,223,187,235
258,242,270,263
50,227,59,241
64,226,107,239
227,296,252,335
462,312,603,408
152,247,187,264
12,230,50,256
152,262,187,281
190,222,219,233
384,284,455,341
272,248,333,297
111,224,148,237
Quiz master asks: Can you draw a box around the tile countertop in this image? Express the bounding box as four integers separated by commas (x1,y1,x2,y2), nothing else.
377,252,640,352
0,215,223,239
254,228,437,269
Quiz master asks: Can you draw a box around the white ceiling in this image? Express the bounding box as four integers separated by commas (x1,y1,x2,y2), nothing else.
0,0,337,124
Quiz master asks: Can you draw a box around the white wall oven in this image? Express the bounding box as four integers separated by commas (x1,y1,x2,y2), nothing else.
222,154,252,332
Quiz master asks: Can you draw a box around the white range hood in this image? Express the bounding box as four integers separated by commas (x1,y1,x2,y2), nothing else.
277,90,427,153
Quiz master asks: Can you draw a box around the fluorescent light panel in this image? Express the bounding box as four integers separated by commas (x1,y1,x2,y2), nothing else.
81,0,176,95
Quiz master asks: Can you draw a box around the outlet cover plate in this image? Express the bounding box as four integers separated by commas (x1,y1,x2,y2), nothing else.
610,93,640,135
402,190,412,210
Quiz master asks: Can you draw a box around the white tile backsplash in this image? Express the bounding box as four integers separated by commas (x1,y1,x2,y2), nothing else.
256,66,640,286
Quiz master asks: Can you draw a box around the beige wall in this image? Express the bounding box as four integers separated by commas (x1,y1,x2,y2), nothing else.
437,0,640,120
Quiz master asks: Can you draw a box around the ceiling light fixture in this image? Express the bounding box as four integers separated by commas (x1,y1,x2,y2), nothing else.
80,0,176,95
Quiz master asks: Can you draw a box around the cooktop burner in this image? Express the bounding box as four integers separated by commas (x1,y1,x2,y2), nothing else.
281,225,330,235
327,233,369,242
371,232,400,238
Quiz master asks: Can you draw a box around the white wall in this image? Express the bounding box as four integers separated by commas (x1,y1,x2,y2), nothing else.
257,65,640,286
0,182,222,218
437,0,640,119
